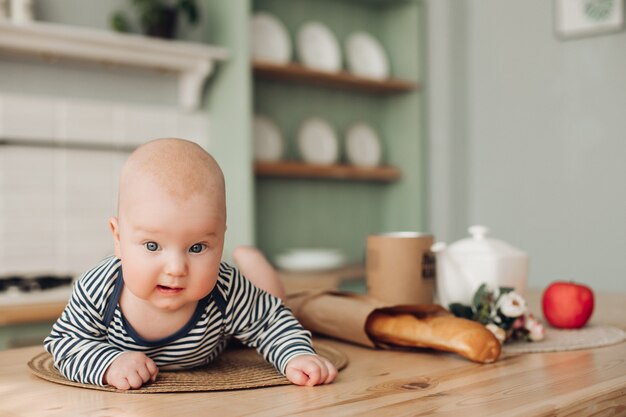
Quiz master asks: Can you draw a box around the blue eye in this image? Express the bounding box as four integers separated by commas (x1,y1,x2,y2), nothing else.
145,242,159,252
189,243,205,253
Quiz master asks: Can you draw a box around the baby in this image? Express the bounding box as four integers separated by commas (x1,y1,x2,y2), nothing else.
45,138,336,390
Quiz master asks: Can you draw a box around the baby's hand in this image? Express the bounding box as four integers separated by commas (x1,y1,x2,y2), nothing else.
285,354,337,386
103,351,159,390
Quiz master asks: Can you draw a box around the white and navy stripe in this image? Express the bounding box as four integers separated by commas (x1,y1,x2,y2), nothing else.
44,256,315,386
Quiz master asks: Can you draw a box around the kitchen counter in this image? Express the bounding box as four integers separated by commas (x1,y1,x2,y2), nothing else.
0,301,66,326
0,285,71,326
0,291,624,417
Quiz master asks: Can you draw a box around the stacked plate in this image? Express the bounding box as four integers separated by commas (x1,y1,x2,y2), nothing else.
297,118,382,167
297,22,390,79
344,122,382,167
275,248,347,271
253,115,383,168
250,13,388,167
297,117,340,165
250,12,391,80
253,114,285,162
296,22,342,72
250,12,292,64
345,31,389,80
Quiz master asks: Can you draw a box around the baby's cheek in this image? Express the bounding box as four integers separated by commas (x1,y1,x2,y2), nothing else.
122,264,158,299
188,275,218,300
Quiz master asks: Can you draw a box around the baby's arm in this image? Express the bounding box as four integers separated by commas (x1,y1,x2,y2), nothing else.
103,351,158,390
285,354,337,386
44,264,128,386
223,264,334,385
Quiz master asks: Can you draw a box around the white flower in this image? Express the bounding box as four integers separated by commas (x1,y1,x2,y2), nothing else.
525,314,545,341
486,323,506,344
497,292,527,318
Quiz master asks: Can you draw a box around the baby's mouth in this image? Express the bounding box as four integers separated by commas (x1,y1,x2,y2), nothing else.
157,285,183,294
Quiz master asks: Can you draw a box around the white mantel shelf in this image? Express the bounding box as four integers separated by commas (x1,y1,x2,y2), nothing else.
0,21,229,110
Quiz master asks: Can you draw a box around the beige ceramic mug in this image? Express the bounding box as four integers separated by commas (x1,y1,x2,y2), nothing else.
366,232,436,305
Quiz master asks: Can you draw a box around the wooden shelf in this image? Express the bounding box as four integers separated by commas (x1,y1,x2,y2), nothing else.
255,161,401,182
253,61,418,94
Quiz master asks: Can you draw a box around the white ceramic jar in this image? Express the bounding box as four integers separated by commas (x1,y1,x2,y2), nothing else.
432,225,529,308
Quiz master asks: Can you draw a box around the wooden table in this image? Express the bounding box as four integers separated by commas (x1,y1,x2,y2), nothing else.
0,292,624,417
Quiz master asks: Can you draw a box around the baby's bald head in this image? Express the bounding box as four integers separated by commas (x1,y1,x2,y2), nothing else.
118,138,226,221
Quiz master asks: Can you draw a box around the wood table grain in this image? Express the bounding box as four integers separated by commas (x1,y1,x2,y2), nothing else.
0,291,624,417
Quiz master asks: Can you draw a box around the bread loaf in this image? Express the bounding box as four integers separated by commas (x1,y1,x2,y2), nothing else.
366,305,501,363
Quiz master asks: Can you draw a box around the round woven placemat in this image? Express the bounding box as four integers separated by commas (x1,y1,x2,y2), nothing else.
28,342,348,393
503,324,625,354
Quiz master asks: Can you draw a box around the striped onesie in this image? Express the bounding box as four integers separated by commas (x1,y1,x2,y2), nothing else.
44,256,315,386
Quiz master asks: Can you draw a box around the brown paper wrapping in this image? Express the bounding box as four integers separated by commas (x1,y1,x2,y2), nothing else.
286,290,448,348
287,291,383,347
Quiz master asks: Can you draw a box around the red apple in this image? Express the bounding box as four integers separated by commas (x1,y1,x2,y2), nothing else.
542,281,594,329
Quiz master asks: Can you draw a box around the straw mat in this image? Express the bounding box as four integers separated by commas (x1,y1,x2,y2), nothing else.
28,342,347,393
503,324,625,354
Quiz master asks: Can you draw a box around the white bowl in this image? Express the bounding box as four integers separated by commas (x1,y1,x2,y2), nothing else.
275,248,347,271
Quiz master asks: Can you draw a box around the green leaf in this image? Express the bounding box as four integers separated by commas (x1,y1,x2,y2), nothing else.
475,302,492,324
499,287,514,294
178,0,199,25
110,12,131,33
449,303,474,319
472,283,489,307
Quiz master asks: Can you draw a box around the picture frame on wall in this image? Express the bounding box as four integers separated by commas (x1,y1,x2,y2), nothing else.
554,0,624,39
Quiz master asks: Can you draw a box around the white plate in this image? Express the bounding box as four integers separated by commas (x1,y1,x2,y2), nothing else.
250,12,292,64
345,122,382,167
297,21,341,72
275,248,347,271
297,117,339,165
345,31,389,80
253,115,284,162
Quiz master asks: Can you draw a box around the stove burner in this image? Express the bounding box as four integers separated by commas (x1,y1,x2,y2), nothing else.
0,275,73,293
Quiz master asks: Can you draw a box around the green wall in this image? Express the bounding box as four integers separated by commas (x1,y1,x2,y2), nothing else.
204,1,256,260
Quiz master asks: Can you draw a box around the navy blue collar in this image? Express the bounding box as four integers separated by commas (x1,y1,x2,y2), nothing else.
104,267,212,347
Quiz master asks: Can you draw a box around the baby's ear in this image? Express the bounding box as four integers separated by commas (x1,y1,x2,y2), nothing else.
109,217,122,258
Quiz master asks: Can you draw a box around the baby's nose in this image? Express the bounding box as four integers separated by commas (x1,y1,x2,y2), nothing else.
164,253,188,277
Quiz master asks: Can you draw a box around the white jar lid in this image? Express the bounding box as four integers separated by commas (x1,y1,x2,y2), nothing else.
447,225,526,258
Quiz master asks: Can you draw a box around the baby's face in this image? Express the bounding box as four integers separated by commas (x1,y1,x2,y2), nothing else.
111,179,226,312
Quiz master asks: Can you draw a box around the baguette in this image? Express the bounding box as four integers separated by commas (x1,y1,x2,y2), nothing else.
366,306,501,364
